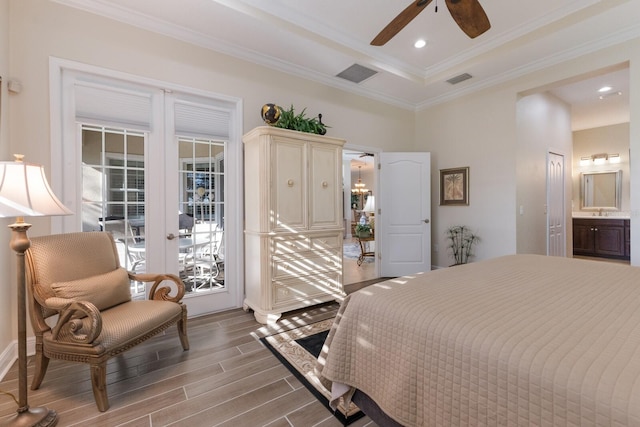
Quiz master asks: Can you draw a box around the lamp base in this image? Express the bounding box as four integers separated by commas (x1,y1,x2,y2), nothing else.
0,407,58,427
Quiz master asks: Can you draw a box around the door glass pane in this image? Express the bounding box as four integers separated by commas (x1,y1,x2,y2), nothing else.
178,137,225,293
81,125,146,295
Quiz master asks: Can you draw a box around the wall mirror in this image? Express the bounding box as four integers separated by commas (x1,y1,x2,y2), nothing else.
581,170,622,210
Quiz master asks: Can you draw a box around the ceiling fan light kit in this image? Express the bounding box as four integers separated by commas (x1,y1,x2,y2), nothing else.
371,0,491,46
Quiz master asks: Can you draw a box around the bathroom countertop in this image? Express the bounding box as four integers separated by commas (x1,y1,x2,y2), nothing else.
572,213,630,219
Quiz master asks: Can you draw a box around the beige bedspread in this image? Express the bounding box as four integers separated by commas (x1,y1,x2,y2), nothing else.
318,254,640,426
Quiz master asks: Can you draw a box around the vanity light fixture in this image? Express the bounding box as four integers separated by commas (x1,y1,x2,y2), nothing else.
598,86,612,93
593,153,608,165
608,153,621,164
581,153,620,166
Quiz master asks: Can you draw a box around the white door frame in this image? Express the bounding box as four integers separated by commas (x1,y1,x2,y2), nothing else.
343,144,380,277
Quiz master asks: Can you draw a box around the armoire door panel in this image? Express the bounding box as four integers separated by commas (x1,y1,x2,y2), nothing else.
309,142,341,230
271,139,307,232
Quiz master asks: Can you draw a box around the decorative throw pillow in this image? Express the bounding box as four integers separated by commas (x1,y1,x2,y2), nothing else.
51,268,131,311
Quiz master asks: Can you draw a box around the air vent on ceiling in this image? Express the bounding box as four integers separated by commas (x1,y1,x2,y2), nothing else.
446,73,473,85
336,64,378,84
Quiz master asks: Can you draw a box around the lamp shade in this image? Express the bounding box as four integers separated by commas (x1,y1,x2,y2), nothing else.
363,195,375,213
0,156,72,218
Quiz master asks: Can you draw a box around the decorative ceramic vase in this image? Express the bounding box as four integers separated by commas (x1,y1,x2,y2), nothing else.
261,103,281,125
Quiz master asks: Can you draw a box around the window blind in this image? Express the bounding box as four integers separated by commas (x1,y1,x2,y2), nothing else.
174,101,230,139
74,82,152,130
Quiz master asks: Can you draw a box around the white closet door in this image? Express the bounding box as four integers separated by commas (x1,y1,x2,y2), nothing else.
547,151,566,257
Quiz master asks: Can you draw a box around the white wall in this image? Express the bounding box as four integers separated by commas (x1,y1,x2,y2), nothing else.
572,123,630,214
516,92,573,256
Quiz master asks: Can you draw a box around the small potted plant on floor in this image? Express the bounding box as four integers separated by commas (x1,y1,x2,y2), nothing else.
445,225,479,266
355,223,372,238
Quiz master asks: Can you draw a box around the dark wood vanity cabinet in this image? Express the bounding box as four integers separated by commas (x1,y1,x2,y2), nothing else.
573,218,630,260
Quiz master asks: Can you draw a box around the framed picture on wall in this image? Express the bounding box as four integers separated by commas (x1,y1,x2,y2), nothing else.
440,167,469,206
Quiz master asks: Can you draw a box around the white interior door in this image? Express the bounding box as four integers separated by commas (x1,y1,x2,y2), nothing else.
547,151,566,256
379,152,431,276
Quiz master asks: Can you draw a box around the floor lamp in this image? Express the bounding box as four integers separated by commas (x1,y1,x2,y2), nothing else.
0,155,71,427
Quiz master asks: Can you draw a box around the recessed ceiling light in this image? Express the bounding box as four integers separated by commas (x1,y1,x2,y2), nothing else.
414,39,427,48
598,86,612,93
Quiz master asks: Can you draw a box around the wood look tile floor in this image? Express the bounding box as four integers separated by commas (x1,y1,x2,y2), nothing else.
0,281,385,427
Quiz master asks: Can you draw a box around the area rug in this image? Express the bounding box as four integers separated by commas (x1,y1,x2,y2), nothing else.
260,318,363,425
343,243,374,263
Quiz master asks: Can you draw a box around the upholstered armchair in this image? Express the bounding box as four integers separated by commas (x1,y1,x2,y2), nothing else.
25,231,189,412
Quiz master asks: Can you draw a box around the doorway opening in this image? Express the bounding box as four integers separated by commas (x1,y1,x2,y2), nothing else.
343,149,377,285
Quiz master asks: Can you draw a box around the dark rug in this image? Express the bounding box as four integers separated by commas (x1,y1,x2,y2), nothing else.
260,318,364,426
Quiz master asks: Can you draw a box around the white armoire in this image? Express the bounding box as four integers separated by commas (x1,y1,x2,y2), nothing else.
243,126,345,323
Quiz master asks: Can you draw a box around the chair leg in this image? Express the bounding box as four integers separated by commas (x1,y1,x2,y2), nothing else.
90,363,110,412
178,309,189,351
30,347,49,390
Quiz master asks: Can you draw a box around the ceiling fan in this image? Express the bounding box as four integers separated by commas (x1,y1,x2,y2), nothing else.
371,0,491,46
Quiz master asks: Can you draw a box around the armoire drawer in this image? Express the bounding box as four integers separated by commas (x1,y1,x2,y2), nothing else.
310,234,342,250
272,273,342,307
272,251,341,279
271,236,309,254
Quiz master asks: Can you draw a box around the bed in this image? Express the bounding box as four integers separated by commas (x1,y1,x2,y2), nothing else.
317,254,640,426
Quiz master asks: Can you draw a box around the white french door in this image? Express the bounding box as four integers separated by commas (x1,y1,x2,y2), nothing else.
53,59,243,317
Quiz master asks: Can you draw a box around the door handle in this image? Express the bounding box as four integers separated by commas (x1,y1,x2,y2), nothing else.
166,233,176,240
423,219,430,224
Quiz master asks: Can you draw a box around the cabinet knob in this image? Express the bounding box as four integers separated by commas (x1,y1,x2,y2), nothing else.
322,181,328,188
287,179,294,187
594,228,598,232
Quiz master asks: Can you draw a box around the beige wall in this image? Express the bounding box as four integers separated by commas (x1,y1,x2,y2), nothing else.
0,0,13,366
416,86,519,268
416,38,640,268
572,123,630,214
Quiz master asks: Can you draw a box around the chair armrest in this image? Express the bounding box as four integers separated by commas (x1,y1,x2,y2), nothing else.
44,298,103,344
129,272,186,302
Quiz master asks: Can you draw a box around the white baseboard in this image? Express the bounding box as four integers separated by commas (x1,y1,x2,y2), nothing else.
0,337,36,381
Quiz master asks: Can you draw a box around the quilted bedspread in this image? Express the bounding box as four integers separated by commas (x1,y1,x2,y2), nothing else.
318,254,640,426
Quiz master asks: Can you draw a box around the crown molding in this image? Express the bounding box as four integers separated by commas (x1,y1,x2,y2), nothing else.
53,0,640,113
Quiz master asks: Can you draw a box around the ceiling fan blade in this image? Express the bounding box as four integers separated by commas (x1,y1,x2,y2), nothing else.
371,0,433,46
445,0,491,39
